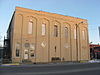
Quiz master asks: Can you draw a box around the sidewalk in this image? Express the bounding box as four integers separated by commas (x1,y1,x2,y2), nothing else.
1,63,20,66
1,60,100,66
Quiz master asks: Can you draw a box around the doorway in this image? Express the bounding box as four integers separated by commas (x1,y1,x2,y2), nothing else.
24,49,29,60
52,46,61,61
24,43,30,60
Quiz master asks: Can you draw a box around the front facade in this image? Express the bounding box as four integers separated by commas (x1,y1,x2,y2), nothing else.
6,7,90,63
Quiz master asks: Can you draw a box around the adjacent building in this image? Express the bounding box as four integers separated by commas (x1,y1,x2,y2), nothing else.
4,7,90,63
90,44,100,59
0,47,3,63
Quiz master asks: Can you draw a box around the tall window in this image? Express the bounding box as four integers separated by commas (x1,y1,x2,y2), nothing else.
42,23,46,35
82,30,85,40
65,27,68,38
16,49,20,57
28,21,33,34
74,29,76,39
16,43,20,57
54,25,58,37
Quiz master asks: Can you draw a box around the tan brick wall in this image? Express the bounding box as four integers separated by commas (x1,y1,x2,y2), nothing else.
10,7,89,63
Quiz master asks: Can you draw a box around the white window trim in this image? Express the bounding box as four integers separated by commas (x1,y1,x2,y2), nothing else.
74,29,76,39
54,25,58,37
82,30,85,40
28,21,33,34
42,23,46,35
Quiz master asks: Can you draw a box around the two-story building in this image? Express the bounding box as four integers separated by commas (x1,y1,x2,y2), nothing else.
4,7,90,63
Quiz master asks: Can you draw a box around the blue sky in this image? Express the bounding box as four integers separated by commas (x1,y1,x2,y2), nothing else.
0,0,100,46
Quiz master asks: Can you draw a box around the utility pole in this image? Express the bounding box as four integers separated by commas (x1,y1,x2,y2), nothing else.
98,26,100,39
0,35,2,47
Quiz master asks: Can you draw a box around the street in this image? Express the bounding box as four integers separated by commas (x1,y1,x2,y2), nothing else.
0,63,100,75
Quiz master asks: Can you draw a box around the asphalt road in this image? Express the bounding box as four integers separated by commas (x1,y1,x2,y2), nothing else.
0,63,100,75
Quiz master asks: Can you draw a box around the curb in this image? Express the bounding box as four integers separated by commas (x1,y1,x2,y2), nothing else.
2,63,20,66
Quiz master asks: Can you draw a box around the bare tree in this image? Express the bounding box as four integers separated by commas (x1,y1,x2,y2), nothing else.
0,35,2,47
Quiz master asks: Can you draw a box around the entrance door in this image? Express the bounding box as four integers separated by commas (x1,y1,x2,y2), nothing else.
23,43,36,63
24,49,29,60
24,43,30,60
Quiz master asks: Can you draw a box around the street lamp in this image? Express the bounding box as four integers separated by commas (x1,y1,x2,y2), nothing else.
76,21,83,61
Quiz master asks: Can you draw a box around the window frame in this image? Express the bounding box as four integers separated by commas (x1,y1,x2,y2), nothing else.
74,29,76,40
42,23,46,36
28,21,33,34
54,25,58,37
82,30,85,40
16,43,20,57
16,48,20,57
65,27,68,38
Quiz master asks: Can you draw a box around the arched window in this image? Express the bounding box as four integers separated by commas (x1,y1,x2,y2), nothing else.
65,27,68,38
74,29,76,39
16,42,20,57
82,30,85,40
42,23,46,35
54,25,58,37
28,21,33,34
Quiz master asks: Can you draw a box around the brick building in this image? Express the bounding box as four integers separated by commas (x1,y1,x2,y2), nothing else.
90,44,100,59
4,7,90,63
